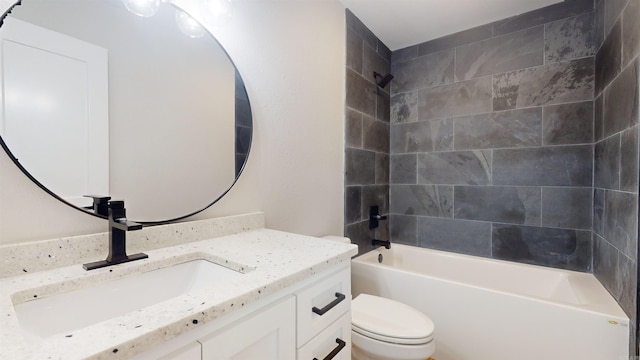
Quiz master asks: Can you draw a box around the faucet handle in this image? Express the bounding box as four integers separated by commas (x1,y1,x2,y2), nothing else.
83,195,111,216
109,200,125,209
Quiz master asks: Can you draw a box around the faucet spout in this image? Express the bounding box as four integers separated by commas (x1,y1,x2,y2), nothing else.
372,239,391,249
111,217,143,231
83,200,148,270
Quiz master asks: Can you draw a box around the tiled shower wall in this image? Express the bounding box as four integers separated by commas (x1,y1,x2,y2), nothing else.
344,10,391,255
593,0,639,347
389,0,597,272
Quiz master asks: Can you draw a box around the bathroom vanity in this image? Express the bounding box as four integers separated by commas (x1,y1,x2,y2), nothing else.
0,213,357,359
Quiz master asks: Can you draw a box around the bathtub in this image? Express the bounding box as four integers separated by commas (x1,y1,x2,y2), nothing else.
351,244,629,360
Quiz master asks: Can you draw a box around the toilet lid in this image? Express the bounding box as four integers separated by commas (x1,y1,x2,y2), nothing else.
351,294,435,345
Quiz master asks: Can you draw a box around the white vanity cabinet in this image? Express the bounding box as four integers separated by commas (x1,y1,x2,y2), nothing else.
135,264,351,360
295,266,351,360
200,296,296,360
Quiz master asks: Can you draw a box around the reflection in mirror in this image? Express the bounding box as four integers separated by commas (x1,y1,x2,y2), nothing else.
0,0,252,223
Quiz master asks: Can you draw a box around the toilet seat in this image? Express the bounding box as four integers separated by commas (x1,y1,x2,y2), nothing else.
351,294,435,345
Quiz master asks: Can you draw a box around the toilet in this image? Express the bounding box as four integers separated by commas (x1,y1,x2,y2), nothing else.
351,293,435,360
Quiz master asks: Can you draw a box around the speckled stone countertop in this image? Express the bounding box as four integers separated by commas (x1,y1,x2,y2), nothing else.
0,222,357,359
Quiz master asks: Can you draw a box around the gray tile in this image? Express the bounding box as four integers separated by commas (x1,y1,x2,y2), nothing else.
345,9,377,50
362,115,389,153
377,40,391,62
493,0,594,36
541,187,593,229
420,77,493,120
493,145,593,186
417,23,494,56
605,190,638,259
376,90,391,122
389,214,417,246
603,58,639,137
375,153,390,185
346,220,375,256
543,101,594,145
417,217,492,257
595,0,605,50
595,93,605,141
391,49,454,93
593,188,606,236
418,150,492,185
620,125,639,192
604,0,630,35
345,186,362,224
346,68,377,117
346,109,363,148
391,91,418,124
596,19,622,94
491,224,592,271
362,185,389,220
345,148,376,185
454,108,542,150
346,28,363,73
390,185,453,218
392,45,418,63
363,44,391,91
390,119,453,154
593,234,621,298
454,186,541,225
545,12,596,63
374,218,390,244
390,154,417,184
594,134,621,189
493,58,595,111
617,253,636,319
456,26,544,81
622,0,640,67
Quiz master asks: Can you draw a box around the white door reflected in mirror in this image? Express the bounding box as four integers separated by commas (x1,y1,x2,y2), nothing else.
0,17,109,208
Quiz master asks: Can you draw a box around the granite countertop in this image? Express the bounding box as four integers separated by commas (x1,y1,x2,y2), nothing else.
0,228,357,359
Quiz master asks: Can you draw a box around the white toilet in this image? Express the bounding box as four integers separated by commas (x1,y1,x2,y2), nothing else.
351,294,435,360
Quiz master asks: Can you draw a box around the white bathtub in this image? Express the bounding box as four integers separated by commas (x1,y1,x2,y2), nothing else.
351,244,629,360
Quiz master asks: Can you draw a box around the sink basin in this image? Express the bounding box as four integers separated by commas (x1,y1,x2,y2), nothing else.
13,259,243,338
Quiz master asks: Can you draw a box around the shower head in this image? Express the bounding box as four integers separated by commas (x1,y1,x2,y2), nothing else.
373,71,394,88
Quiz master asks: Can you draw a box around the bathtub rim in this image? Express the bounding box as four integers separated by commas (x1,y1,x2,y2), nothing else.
352,243,629,321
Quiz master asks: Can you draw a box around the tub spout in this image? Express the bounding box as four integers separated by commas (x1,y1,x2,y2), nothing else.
372,239,390,249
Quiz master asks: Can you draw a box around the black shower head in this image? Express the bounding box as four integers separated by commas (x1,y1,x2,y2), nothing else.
373,71,394,88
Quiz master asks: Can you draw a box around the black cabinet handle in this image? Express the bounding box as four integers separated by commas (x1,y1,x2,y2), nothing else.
313,338,346,360
312,292,346,316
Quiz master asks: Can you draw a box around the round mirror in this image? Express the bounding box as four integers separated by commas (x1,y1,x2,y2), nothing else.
0,0,252,224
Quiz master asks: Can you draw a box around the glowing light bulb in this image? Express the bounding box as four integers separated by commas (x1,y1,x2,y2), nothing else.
202,0,232,26
175,9,205,38
122,0,160,17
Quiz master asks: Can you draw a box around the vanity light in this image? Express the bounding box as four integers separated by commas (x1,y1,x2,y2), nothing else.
175,9,205,38
202,0,232,27
122,0,160,17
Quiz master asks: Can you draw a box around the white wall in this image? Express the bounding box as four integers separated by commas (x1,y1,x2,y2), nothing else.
0,0,346,244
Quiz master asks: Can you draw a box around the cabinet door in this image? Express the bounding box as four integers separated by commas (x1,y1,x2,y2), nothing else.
296,267,351,346
200,296,296,360
159,342,201,360
297,312,351,360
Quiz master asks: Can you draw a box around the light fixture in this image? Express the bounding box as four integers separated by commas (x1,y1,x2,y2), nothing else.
175,9,206,38
122,0,160,17
201,0,232,27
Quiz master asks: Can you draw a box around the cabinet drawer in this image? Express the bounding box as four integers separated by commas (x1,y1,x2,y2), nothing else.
200,296,296,360
296,266,350,346
297,312,351,360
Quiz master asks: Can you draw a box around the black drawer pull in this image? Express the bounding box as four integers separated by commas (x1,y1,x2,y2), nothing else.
313,338,346,360
312,292,346,316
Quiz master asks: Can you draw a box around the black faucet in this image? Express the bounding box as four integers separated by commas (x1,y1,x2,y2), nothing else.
83,200,148,270
372,239,391,249
369,205,388,229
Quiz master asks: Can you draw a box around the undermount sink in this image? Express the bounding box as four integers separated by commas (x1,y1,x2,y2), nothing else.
13,259,243,338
